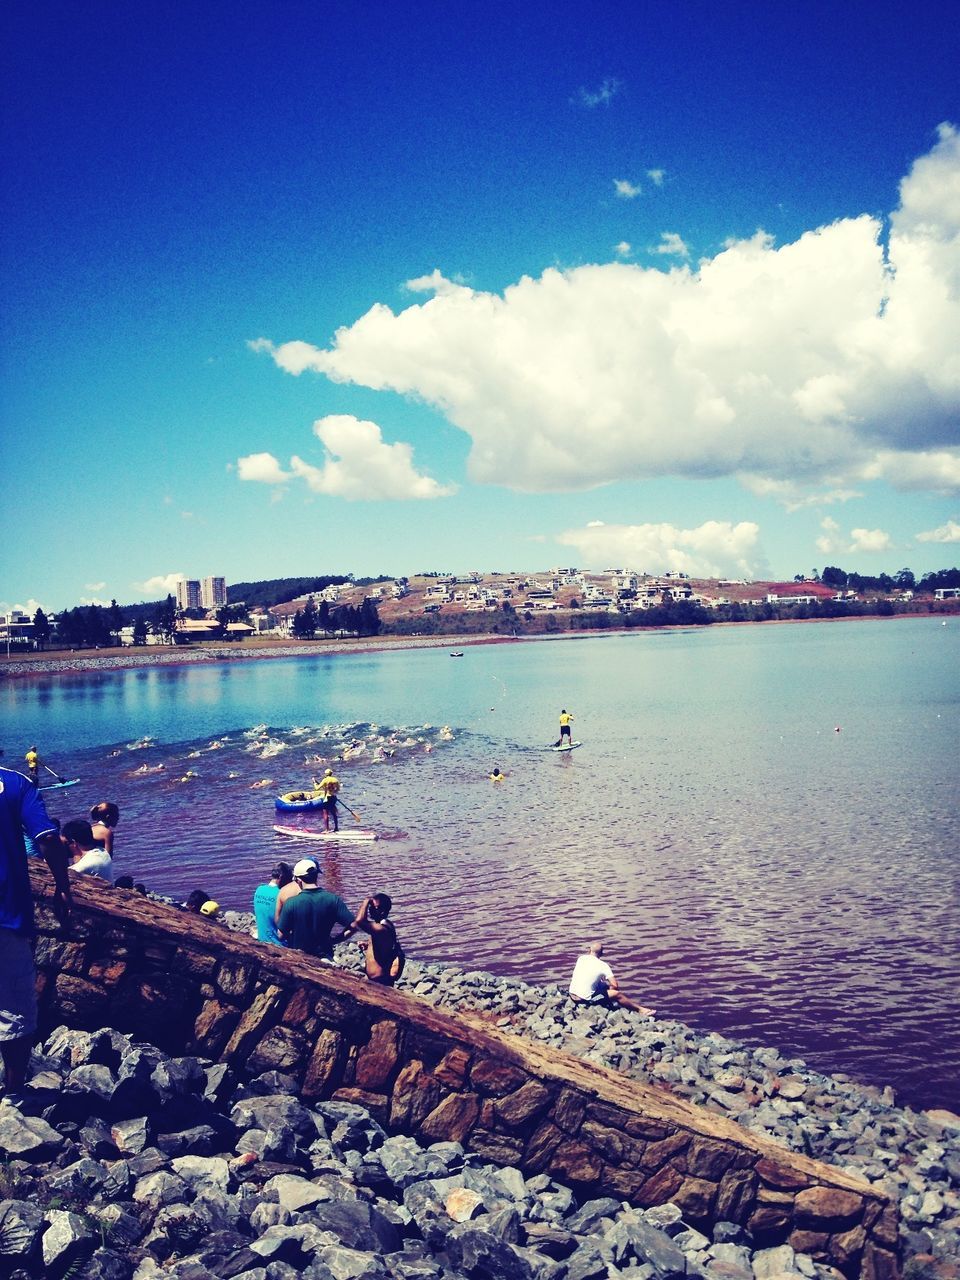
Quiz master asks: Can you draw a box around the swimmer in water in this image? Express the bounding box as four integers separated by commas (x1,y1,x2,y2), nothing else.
490,766,505,782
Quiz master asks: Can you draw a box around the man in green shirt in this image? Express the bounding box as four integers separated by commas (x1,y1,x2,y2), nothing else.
277,859,353,959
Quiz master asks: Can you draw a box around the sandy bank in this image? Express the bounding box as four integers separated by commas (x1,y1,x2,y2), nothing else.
0,633,515,680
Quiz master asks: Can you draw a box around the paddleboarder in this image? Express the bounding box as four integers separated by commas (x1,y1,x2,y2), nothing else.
24,746,41,785
554,709,574,748
314,767,341,832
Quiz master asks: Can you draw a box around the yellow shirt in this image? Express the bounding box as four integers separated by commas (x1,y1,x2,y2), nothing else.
25,750,39,770
559,713,573,727
318,773,340,799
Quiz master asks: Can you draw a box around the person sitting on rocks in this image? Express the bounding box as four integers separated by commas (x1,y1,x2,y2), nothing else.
62,818,114,884
184,888,211,912
568,941,654,1015
89,801,120,858
338,892,405,986
277,859,353,959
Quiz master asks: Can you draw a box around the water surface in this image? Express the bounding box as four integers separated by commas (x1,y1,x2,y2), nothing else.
4,617,958,1112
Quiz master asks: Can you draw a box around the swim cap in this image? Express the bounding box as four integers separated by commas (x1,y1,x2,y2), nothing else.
199,900,219,916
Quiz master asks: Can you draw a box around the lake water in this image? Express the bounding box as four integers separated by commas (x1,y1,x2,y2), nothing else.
3,617,958,1113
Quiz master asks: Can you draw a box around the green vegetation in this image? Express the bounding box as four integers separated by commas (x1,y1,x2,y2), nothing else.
227,575,353,609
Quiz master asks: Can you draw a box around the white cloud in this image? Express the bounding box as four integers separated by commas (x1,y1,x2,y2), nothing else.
816,516,842,555
79,597,112,608
137,573,185,597
614,241,632,258
647,168,666,187
0,598,48,618
556,519,762,577
237,452,292,484
614,179,642,199
863,449,960,494
238,416,457,502
85,581,106,592
652,231,690,258
741,476,862,510
256,126,960,500
916,518,960,543
404,269,468,297
573,78,621,108
849,527,893,554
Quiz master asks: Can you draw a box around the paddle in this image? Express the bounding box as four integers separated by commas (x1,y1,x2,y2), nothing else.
43,762,67,784
337,795,362,823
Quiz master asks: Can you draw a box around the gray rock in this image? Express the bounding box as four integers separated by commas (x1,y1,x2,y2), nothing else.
313,1245,388,1280
444,1224,532,1280
565,1196,621,1234
144,1204,213,1260
316,1103,386,1155
563,1242,608,1280
249,1223,334,1265
46,1156,111,1199
521,1222,578,1260
42,1208,98,1270
231,1097,320,1144
111,1116,152,1154
0,1198,44,1261
622,1219,687,1278
311,1200,401,1254
91,1203,146,1248
75,1245,137,1280
0,1107,65,1158
172,1155,232,1194
265,1174,332,1213
752,1245,797,1279
133,1169,190,1209
158,1125,222,1157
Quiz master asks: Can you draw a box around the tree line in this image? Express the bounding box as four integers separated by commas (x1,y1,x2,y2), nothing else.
290,598,381,639
817,566,960,593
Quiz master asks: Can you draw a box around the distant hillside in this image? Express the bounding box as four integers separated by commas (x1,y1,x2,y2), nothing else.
227,576,354,609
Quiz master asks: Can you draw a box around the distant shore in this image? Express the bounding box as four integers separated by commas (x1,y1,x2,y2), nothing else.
0,633,514,680
0,609,939,681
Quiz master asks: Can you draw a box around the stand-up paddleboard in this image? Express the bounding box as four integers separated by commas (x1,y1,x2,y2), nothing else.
39,778,80,791
273,824,379,842
549,741,582,753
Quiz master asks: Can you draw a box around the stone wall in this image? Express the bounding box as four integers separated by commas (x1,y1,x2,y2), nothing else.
29,863,899,1279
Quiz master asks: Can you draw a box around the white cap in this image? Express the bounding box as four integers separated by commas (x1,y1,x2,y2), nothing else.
293,858,317,877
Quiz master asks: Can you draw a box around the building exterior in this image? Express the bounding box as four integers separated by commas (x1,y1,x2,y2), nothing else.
176,578,202,611
201,576,227,609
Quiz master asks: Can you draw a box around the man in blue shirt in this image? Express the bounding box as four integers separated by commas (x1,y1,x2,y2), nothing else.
252,861,292,945
0,766,72,1100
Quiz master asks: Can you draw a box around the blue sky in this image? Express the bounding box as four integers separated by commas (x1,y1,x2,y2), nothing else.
3,0,959,612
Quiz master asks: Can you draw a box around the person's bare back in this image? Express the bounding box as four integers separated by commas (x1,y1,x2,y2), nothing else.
345,893,405,985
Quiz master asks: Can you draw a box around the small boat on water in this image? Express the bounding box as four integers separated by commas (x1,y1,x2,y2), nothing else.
450,650,464,657
275,789,325,812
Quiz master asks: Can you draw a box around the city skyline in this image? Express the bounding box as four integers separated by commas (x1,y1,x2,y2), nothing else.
3,1,959,616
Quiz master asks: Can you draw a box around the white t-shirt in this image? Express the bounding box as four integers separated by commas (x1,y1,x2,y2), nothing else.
569,952,613,1000
73,849,114,884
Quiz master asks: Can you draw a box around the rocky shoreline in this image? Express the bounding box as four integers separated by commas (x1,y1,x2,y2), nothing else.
0,1023,840,1280
4,903,956,1280
0,636,506,681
